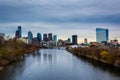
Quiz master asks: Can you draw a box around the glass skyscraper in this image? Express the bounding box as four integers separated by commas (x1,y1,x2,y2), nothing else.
28,31,33,44
43,34,48,42
96,28,109,42
17,26,22,37
48,33,52,41
53,35,57,42
37,33,42,42
72,35,78,45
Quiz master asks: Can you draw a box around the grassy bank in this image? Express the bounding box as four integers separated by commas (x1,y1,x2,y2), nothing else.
66,46,120,68
0,38,40,66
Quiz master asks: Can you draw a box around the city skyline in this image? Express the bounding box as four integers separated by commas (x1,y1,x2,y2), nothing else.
0,0,120,43
0,23,120,43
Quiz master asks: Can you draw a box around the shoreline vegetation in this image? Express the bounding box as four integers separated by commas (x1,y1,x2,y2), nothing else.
66,46,120,68
0,38,40,70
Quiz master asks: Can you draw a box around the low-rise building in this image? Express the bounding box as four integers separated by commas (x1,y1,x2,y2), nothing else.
57,39,66,47
109,39,119,48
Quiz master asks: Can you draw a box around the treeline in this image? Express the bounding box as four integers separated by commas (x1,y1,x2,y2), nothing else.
66,46,120,68
0,38,40,66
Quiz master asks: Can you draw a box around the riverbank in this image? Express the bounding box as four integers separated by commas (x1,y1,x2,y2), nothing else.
0,38,40,70
66,46,120,68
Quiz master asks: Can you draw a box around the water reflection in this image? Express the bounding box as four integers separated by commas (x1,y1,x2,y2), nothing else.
0,49,120,80
42,53,53,64
78,56,120,76
0,60,25,80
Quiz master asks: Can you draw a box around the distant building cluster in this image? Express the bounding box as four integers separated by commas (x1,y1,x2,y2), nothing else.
14,26,79,48
12,26,120,49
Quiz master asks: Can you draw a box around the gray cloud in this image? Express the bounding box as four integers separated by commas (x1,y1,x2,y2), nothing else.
0,0,120,23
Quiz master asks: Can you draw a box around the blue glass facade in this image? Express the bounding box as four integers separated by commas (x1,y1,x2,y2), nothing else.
53,35,57,42
17,26,22,37
37,33,42,42
28,31,33,44
96,28,109,42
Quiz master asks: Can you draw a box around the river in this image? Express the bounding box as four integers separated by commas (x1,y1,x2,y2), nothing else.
0,49,120,80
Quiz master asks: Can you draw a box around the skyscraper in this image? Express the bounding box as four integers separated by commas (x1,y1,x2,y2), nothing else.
15,26,22,38
48,33,52,41
72,35,78,45
96,28,109,42
37,33,42,42
17,26,22,37
15,30,19,38
43,34,48,42
28,31,33,44
53,35,57,42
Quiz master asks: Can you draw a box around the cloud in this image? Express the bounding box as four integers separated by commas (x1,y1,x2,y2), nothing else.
0,0,120,23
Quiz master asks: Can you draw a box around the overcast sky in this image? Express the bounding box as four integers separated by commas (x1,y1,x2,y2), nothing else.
0,0,120,43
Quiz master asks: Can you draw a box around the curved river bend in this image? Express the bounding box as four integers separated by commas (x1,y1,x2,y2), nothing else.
0,49,120,80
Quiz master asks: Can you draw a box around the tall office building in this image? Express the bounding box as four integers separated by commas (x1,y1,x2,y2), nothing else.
48,33,52,41
37,33,42,42
28,31,33,44
53,35,57,42
96,28,109,42
43,34,48,42
15,30,19,38
15,26,22,38
18,26,22,37
72,35,78,45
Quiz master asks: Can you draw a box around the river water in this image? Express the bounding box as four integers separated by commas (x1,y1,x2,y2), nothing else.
0,49,120,80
